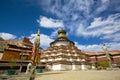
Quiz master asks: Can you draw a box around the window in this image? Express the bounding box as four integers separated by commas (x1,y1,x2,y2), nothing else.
20,55,28,60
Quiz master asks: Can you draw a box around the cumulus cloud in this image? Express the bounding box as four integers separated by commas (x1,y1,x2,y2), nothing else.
100,33,120,42
50,29,58,38
23,0,120,51
28,33,36,42
38,0,119,39
40,0,93,21
88,13,120,29
37,16,64,28
0,32,16,40
40,34,54,48
29,33,54,49
106,42,120,50
75,42,102,52
95,0,110,13
76,13,120,42
39,0,112,21
75,42,120,52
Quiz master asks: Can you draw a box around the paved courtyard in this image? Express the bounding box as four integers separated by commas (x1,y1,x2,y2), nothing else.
0,70,120,80
35,70,120,80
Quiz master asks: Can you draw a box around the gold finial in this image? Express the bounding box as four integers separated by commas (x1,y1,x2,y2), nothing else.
58,29,66,38
58,33,66,38
37,29,40,36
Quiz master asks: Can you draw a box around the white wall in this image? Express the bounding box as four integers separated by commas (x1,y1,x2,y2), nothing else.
52,64,61,70
62,64,74,70
49,63,91,71
0,53,3,59
81,64,91,70
66,65,72,70
81,64,86,70
75,65,81,70
72,64,76,70
52,64,73,70
54,41,69,46
46,65,52,70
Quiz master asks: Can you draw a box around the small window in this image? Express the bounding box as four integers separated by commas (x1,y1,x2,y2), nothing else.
20,55,28,60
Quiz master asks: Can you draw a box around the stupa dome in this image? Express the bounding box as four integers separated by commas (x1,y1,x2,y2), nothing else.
50,29,74,46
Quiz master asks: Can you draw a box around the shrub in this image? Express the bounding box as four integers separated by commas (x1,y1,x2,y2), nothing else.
95,60,109,69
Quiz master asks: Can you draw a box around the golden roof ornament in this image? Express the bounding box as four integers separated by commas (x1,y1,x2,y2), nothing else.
58,29,66,38
37,29,40,36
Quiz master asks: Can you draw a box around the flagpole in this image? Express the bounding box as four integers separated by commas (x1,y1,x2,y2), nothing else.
30,29,40,80
102,43,112,68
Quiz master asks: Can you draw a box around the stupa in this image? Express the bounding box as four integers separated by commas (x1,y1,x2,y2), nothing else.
41,29,91,70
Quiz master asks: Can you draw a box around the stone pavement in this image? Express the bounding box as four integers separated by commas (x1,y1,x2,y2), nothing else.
0,70,120,80
35,70,120,80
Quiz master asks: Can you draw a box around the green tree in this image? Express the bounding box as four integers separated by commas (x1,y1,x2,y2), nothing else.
95,60,109,69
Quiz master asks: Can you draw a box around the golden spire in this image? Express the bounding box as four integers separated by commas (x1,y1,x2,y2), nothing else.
58,29,66,38
37,29,40,36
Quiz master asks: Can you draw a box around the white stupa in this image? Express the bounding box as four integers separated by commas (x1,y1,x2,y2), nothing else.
41,29,91,70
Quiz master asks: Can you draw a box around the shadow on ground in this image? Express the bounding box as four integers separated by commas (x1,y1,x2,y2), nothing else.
37,72,64,75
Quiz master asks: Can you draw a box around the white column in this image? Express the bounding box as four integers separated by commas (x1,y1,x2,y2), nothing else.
91,63,96,69
81,63,85,70
92,65,96,69
72,63,76,70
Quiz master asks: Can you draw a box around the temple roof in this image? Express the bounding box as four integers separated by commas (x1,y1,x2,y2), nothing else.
0,37,33,52
83,50,120,56
0,37,4,41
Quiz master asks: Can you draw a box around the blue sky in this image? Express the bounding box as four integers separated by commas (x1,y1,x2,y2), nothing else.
0,0,120,51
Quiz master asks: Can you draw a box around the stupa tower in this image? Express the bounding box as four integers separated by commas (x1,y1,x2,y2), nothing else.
41,29,90,70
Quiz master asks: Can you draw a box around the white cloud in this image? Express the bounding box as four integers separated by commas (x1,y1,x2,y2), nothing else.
28,33,36,43
28,32,120,51
100,33,120,42
88,13,120,29
106,42,120,50
37,16,64,28
76,13,120,42
40,34,54,49
0,32,16,40
110,0,120,12
35,0,92,23
75,42,120,52
50,29,58,38
29,33,54,49
37,0,119,36
75,42,103,52
37,0,115,37
39,0,111,21
72,14,79,21
21,0,120,51
96,0,110,13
